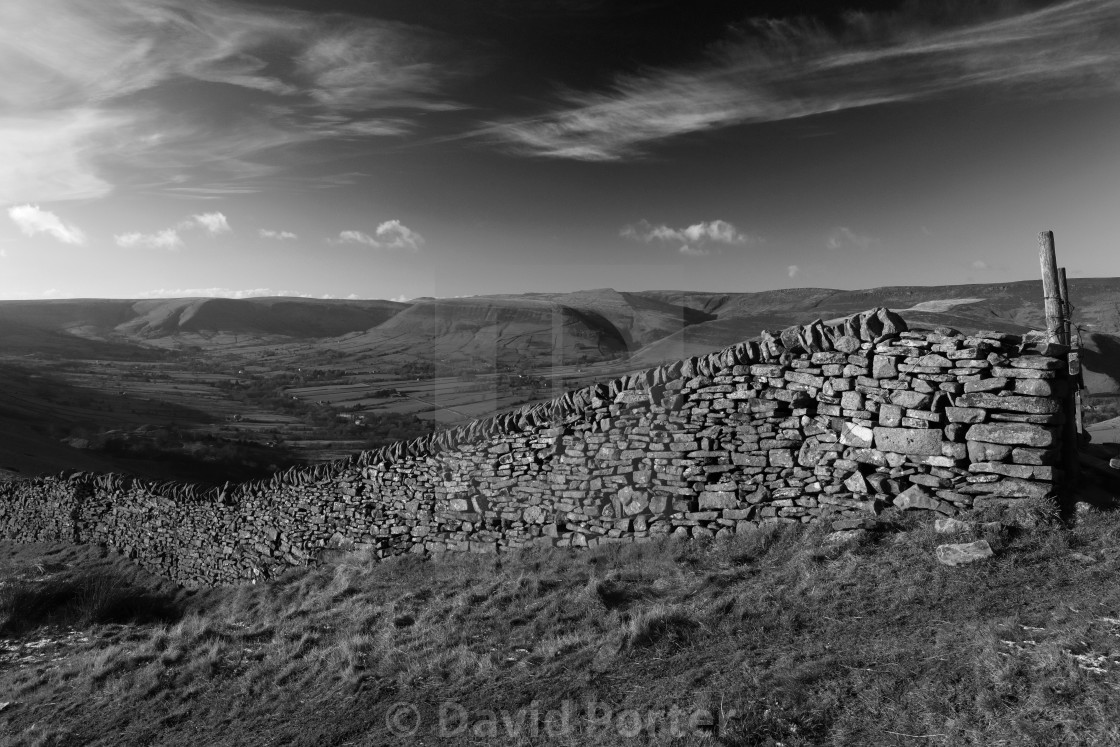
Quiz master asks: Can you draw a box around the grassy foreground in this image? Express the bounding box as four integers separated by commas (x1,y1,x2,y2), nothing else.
2,504,1120,746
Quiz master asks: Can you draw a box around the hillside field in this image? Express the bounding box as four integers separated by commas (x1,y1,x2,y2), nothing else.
2,500,1120,746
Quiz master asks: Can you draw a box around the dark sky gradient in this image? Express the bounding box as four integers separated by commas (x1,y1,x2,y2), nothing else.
2,0,1118,300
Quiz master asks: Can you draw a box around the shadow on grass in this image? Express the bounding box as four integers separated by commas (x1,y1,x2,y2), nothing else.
0,572,182,637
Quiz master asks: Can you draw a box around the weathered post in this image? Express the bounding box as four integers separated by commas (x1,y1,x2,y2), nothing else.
1038,231,1063,344
1039,231,1081,500
1058,268,1072,346
1060,266,1085,443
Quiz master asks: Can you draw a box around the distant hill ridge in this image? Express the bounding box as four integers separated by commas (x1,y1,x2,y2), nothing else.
3,278,1119,340
2,279,1119,391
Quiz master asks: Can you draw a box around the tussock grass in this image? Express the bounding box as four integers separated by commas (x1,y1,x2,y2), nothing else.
0,572,180,637
2,506,1120,746
623,603,702,650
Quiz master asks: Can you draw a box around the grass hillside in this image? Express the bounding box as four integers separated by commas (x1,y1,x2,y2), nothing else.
3,501,1120,746
118,298,408,340
351,295,631,367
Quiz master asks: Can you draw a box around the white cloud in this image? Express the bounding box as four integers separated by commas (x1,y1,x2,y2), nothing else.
788,265,800,278
621,219,758,257
480,0,1120,160
373,220,424,251
972,259,989,270
333,220,424,251
137,288,315,299
115,229,183,251
623,219,753,245
826,227,878,251
7,204,86,245
336,230,377,246
191,211,230,235
259,228,298,240
116,211,231,250
2,288,68,299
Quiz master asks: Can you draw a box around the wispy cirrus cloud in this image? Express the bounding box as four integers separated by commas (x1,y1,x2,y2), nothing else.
0,110,122,203
826,227,877,251
115,211,231,250
332,220,425,251
259,229,298,241
7,204,86,245
297,28,449,112
0,0,469,202
481,0,1120,160
621,219,759,257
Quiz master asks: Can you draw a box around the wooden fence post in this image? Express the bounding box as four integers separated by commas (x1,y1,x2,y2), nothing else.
1059,268,1072,346
1059,265,1084,439
1040,231,1082,498
1039,231,1063,344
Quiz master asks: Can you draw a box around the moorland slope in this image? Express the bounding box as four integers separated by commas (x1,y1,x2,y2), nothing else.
2,504,1120,746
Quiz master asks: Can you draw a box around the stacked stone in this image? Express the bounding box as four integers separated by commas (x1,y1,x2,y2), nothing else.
0,308,1071,587
753,327,1067,530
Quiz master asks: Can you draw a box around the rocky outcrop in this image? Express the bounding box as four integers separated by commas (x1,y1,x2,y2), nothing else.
0,308,1072,587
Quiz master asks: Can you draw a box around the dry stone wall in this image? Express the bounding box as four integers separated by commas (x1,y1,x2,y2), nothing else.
0,308,1073,587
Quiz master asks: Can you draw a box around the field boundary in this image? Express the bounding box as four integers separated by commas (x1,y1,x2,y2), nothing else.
0,307,1074,586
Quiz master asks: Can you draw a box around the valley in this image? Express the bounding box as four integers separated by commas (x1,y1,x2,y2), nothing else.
3,279,1120,484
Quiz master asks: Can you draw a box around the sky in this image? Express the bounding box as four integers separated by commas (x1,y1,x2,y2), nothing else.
2,0,1120,301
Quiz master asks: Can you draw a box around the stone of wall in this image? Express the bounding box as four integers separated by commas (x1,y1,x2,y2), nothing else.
0,308,1072,587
